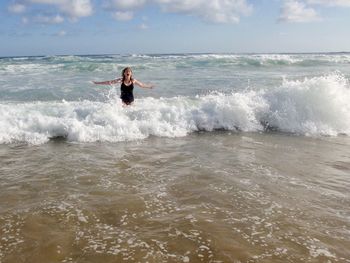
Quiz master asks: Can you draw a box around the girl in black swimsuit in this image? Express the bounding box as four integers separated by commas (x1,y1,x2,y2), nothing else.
93,67,154,105
120,80,134,105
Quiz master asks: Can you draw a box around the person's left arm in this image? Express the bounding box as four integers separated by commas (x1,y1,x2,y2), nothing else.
134,79,154,89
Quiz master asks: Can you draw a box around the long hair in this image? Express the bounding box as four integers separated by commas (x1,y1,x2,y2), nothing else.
121,67,133,82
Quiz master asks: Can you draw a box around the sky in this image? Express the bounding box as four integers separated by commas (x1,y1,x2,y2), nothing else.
1,0,350,56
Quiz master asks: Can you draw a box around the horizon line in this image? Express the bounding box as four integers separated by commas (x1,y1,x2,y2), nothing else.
1,51,350,59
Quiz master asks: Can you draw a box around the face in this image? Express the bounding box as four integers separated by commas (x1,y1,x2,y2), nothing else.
124,69,132,78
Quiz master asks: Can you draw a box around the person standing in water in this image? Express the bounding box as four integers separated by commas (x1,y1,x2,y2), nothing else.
93,67,154,105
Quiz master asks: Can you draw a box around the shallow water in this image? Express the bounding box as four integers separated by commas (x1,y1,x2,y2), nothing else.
1,132,349,262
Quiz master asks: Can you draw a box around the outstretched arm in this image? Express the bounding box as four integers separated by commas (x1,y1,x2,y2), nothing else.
134,79,154,89
93,78,122,85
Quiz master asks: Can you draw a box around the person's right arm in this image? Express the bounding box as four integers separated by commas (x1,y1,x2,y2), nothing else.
92,78,122,85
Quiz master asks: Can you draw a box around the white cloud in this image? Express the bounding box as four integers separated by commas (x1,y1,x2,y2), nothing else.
59,0,93,19
107,0,147,10
8,0,93,21
10,0,252,25
8,3,27,13
279,0,320,23
156,0,252,23
19,14,64,25
306,0,350,7
112,11,134,21
34,14,64,24
104,0,252,23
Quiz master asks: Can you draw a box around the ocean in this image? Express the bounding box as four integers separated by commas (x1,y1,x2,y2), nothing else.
0,53,349,262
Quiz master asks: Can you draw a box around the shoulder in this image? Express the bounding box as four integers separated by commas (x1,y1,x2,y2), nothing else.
113,78,122,84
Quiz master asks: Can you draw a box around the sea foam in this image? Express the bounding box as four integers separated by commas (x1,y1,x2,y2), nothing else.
263,73,350,135
0,73,349,144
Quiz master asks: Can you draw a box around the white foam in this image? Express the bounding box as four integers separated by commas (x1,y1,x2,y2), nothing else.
127,53,308,65
0,93,265,144
252,54,302,65
2,63,62,74
0,72,349,144
309,246,336,258
263,73,350,135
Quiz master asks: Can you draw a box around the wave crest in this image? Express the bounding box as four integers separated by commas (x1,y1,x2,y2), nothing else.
1,73,349,144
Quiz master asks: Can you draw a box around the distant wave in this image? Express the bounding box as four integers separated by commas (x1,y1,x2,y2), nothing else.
2,53,350,75
128,53,350,66
1,72,349,144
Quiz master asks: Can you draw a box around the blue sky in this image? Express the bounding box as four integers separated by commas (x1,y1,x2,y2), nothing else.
1,0,350,56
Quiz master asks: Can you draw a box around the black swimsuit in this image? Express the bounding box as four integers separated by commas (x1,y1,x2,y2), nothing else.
120,82,134,104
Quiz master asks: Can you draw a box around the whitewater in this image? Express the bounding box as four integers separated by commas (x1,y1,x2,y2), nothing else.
1,53,350,144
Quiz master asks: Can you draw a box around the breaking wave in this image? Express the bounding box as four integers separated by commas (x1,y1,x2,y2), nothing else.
1,73,349,144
